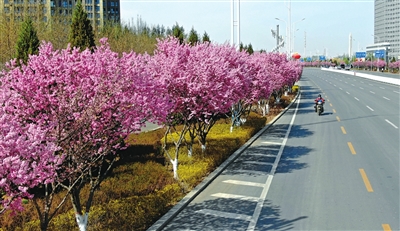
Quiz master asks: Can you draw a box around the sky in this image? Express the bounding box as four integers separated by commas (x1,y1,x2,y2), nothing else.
119,0,374,58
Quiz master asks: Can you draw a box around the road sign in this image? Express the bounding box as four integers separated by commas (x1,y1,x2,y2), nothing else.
374,50,385,58
319,56,326,61
355,52,366,58
306,57,312,62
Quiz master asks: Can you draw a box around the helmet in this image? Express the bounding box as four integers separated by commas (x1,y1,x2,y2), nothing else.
318,94,321,98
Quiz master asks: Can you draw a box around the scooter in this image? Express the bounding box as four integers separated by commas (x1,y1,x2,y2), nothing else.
316,101,324,116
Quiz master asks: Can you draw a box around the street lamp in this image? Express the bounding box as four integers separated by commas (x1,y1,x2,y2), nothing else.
292,18,305,54
275,17,288,54
371,34,381,43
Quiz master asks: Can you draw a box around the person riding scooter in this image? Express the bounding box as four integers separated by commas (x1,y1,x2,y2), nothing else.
314,94,325,112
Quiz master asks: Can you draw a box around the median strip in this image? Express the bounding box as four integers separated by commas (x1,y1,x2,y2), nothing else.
359,169,373,192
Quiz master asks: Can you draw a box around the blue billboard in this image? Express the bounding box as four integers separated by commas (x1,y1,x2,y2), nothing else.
374,50,385,58
319,56,326,61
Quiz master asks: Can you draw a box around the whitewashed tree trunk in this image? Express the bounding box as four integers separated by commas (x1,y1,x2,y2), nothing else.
230,125,233,133
284,91,288,96
187,144,193,157
266,104,269,114
171,158,178,180
201,144,206,152
75,213,89,231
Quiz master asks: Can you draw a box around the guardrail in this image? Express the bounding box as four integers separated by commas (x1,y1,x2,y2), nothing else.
321,67,400,86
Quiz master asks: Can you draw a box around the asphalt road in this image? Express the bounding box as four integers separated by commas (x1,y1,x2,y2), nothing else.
151,68,399,231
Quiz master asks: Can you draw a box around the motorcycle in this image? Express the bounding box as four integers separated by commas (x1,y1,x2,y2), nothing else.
316,101,324,116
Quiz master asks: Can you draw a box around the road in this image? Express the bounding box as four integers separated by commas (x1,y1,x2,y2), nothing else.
150,68,399,231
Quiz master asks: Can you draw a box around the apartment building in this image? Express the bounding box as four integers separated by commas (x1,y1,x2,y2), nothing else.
373,0,400,60
0,0,120,28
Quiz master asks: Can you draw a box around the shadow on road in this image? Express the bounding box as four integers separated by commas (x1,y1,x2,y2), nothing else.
163,197,307,231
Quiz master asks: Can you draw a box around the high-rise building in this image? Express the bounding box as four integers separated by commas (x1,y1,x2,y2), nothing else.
373,0,400,60
0,0,120,28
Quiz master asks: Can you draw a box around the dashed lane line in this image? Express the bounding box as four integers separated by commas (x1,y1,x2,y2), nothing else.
383,96,390,100
359,169,373,192
347,142,356,155
196,209,252,221
341,126,347,134
336,116,341,122
385,119,398,129
354,97,359,101
382,224,392,231
346,91,350,95
211,193,259,202
366,106,374,111
370,91,375,94
332,109,336,113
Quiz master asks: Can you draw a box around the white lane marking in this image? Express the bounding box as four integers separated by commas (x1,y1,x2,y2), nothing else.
383,96,390,100
261,141,283,145
223,180,265,188
334,84,337,87
369,84,373,86
351,84,355,86
380,87,385,89
366,106,374,111
370,91,375,94
361,81,364,83
385,119,398,129
394,91,400,94
339,87,343,90
359,87,364,89
346,91,350,95
233,169,269,175
345,81,348,84
211,193,259,202
354,97,359,101
196,209,252,221
247,95,301,231
243,161,273,166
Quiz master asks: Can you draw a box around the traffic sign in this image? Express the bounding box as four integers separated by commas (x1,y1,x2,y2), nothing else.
355,52,366,58
319,56,326,61
374,50,385,58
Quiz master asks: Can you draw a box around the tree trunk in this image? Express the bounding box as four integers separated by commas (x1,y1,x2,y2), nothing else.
75,213,89,231
171,158,178,180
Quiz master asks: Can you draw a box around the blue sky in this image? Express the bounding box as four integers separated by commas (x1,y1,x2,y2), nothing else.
119,0,374,58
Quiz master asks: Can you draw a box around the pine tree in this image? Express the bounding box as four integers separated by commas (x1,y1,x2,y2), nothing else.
15,17,40,65
202,31,210,43
171,23,185,44
247,43,254,54
188,27,199,46
68,0,95,51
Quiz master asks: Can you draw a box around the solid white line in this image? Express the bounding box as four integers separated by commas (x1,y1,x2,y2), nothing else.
366,106,374,111
261,141,283,145
243,161,273,166
196,209,252,221
247,95,301,231
211,193,259,202
385,119,398,129
359,87,364,89
383,96,390,100
346,91,350,95
354,97,359,101
223,180,265,188
370,91,375,94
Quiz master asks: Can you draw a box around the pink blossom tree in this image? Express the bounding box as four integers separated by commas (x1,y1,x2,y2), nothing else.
0,38,169,231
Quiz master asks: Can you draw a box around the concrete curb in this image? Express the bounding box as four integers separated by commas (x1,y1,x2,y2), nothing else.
147,91,301,231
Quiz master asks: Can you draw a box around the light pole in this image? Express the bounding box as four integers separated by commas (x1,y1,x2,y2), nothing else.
292,18,305,54
275,17,288,54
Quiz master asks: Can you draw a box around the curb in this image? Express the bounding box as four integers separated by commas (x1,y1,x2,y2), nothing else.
147,91,301,231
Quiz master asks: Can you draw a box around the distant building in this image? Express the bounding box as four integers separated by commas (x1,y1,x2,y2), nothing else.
371,0,400,60
0,0,120,28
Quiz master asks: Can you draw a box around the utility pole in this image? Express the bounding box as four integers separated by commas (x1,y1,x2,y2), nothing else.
230,0,240,50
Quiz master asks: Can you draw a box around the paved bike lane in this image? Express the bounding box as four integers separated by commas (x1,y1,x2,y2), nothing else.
147,93,300,231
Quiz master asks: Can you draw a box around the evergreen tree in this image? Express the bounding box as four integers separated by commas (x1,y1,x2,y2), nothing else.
171,23,185,44
202,31,210,43
68,0,95,51
247,43,254,54
15,17,40,65
188,27,199,46
239,42,244,52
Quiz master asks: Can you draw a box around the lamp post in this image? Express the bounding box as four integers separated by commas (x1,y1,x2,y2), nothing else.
275,17,288,54
292,18,305,54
